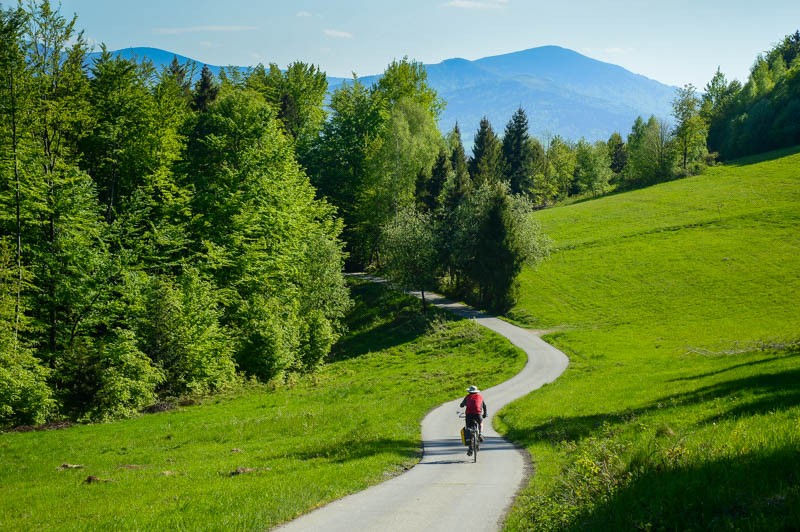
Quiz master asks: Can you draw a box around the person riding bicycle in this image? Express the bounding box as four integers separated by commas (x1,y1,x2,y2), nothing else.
460,385,487,453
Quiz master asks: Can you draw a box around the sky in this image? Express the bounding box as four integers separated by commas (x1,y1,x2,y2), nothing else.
53,0,800,88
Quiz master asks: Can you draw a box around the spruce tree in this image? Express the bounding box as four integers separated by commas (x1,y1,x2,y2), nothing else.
502,107,535,195
192,64,219,112
418,147,450,213
469,117,504,186
607,132,627,175
446,123,471,209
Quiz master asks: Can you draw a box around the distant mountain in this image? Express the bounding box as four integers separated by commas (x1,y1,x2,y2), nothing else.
87,47,226,77
337,46,676,143
95,45,676,143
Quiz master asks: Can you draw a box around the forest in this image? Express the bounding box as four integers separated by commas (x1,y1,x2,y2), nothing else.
0,2,353,426
1,0,798,427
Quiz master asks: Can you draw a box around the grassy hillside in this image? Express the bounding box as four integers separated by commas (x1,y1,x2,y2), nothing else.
498,147,800,529
0,279,524,530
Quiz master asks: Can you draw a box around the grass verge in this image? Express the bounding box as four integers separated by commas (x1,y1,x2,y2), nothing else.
498,147,800,529
0,278,525,530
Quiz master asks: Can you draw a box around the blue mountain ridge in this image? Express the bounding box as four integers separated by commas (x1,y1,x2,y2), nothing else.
91,45,676,143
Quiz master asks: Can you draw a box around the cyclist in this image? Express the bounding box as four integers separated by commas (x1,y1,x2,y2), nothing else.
460,385,487,455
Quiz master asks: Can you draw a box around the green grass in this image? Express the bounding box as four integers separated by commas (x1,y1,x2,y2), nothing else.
498,147,800,530
0,279,525,530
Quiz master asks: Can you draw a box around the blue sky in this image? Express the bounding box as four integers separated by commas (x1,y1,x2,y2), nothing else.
56,0,800,88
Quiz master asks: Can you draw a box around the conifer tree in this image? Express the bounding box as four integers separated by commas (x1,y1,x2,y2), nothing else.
502,107,536,195
192,64,218,112
418,147,450,213
446,123,471,209
167,55,192,100
607,132,627,175
451,182,548,312
469,117,504,186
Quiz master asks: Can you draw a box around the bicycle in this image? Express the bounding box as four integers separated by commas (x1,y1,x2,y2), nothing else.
459,411,482,463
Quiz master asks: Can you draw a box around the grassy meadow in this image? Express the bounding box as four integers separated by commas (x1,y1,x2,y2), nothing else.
498,147,800,529
0,279,524,530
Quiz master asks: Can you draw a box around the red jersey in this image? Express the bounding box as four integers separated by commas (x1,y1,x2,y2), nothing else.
463,393,484,415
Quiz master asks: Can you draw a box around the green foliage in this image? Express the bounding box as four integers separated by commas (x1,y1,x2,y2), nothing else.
451,183,549,312
707,30,800,159
245,61,328,163
308,77,384,267
573,139,612,196
469,116,504,186
310,58,444,268
672,84,708,175
374,56,444,120
131,271,236,397
183,89,350,381
0,346,52,426
380,206,439,304
541,136,576,203
81,48,160,221
0,2,350,425
359,98,442,262
77,329,164,422
0,241,53,426
623,115,675,188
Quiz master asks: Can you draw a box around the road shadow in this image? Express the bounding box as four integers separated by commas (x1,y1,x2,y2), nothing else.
421,436,519,463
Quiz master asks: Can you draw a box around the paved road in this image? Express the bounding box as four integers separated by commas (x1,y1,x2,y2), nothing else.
277,284,569,531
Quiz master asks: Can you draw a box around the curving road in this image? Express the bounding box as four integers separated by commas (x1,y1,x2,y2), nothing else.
277,283,569,531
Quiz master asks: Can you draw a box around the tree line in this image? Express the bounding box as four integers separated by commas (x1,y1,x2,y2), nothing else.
0,2,351,426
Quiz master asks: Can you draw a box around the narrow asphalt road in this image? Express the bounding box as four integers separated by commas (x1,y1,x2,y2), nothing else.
276,281,569,531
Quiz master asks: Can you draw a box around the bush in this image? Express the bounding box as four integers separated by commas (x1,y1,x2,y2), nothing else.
0,347,54,427
135,270,237,396
83,329,165,422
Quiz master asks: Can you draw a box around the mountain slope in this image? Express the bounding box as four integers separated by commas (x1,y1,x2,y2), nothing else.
501,146,800,528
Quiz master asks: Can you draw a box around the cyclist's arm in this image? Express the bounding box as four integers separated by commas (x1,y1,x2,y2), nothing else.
459,396,467,408
482,402,487,417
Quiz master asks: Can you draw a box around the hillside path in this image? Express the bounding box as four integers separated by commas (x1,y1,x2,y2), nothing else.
276,278,569,531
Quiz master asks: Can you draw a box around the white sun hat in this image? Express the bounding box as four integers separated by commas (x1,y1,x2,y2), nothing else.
466,385,480,393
